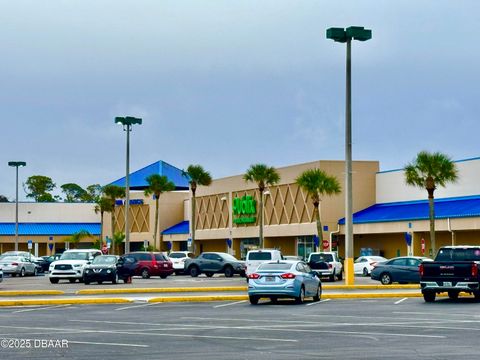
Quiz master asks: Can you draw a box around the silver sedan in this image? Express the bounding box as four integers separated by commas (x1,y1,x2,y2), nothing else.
0,256,38,276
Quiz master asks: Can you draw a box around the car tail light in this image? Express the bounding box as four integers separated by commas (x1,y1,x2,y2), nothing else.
11,262,18,266
419,264,424,277
472,263,478,277
280,273,296,279
370,262,377,268
328,264,333,269
248,273,260,279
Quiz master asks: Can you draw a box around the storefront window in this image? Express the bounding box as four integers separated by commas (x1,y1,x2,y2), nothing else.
297,236,315,261
239,238,260,260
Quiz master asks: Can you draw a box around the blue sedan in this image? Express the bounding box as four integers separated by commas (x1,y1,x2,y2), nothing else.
371,256,433,285
247,261,321,304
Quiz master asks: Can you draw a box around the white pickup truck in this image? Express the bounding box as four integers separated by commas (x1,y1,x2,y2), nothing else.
307,251,343,281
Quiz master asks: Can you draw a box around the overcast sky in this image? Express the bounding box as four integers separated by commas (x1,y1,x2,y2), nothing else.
1,1,479,200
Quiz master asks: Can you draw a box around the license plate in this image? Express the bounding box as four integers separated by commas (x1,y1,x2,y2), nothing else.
265,276,275,282
443,282,452,287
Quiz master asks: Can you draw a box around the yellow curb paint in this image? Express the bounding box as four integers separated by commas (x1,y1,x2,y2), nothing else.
0,298,133,307
323,284,419,290
149,295,249,303
0,290,65,296
77,287,248,295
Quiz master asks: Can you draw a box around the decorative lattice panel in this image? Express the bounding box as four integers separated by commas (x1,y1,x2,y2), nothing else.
115,205,150,233
196,194,229,230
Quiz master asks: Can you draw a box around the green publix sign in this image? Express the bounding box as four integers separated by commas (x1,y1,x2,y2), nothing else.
233,195,257,224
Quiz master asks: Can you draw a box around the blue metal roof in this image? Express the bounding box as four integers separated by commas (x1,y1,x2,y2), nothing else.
162,221,189,235
0,223,100,236
110,161,189,191
339,195,480,225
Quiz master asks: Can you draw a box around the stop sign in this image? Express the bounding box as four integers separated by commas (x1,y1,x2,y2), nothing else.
322,240,329,250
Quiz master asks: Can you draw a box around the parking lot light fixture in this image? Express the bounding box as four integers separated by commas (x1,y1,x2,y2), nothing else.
114,116,142,254
326,26,372,285
8,161,27,252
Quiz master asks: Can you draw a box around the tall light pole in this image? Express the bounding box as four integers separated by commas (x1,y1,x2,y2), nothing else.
8,161,26,252
115,116,142,254
327,26,372,285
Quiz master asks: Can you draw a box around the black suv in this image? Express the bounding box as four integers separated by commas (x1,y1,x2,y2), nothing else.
184,252,246,277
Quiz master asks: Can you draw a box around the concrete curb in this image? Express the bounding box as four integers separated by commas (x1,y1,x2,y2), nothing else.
0,298,132,307
0,290,65,296
324,284,419,290
77,286,248,295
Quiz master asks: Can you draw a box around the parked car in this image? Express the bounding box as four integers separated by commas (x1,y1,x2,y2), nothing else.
371,256,433,285
83,255,133,284
247,260,321,304
307,252,343,281
245,249,283,276
48,249,102,284
184,252,246,278
0,251,32,260
123,252,174,279
354,256,388,276
0,269,3,283
168,251,195,275
30,255,49,273
283,255,302,261
0,256,38,276
39,256,56,272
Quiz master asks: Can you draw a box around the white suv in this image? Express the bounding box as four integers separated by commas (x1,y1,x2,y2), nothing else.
245,249,283,276
49,249,102,284
307,251,343,281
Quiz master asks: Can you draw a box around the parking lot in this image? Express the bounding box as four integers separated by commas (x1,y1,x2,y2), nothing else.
0,297,479,359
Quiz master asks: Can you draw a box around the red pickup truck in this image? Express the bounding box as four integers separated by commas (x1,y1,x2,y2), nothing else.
420,246,480,302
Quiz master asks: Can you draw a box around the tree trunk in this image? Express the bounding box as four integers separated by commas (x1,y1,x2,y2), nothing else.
259,185,265,249
428,189,436,256
154,196,159,251
314,202,322,252
100,211,104,248
111,208,116,255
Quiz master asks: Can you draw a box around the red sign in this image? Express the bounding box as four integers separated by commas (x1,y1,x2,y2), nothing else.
322,240,329,250
421,238,425,255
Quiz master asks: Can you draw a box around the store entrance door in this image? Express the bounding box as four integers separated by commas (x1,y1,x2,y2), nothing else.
297,236,315,261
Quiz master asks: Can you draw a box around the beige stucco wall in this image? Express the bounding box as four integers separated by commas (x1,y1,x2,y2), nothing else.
0,202,99,223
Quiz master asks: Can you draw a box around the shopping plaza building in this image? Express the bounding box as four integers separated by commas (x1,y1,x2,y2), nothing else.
2,157,480,259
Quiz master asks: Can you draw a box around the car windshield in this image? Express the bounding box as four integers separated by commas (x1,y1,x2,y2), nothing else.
168,253,186,259
310,254,333,262
248,252,272,261
60,252,90,261
0,256,21,262
435,248,480,262
93,256,117,264
257,263,293,271
220,254,239,262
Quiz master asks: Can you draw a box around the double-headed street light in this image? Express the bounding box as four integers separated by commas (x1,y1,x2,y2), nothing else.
327,26,372,285
8,161,26,252
115,116,142,254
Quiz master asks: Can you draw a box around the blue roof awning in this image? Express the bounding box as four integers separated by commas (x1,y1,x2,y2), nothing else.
339,195,480,225
162,221,189,235
110,160,189,191
0,223,101,236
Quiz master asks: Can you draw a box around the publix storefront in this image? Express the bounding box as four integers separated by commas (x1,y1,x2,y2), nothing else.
192,160,379,259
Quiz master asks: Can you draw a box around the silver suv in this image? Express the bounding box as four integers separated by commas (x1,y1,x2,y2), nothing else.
49,249,102,284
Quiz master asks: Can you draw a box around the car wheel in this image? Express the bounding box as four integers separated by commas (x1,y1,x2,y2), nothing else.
329,270,336,282
20,268,25,277
69,278,76,283
112,273,119,284
49,278,59,284
313,285,322,302
160,274,168,279
189,266,200,277
362,267,369,276
141,268,150,279
448,291,459,300
423,291,436,303
33,268,38,276
474,291,480,301
174,271,181,276
249,296,259,305
205,272,214,278
337,271,343,281
84,279,90,285
295,286,306,304
380,273,392,285
270,297,278,304
98,280,103,284
224,266,234,278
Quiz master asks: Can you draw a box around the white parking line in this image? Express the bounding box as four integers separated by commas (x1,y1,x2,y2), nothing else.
306,299,331,306
394,298,408,305
68,340,149,348
12,305,72,313
213,300,247,308
115,303,162,311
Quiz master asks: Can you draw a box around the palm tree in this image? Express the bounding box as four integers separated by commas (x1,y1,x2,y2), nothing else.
102,185,126,254
405,151,458,255
144,174,176,251
183,165,212,255
94,196,113,249
296,169,341,251
65,230,92,249
244,164,280,248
